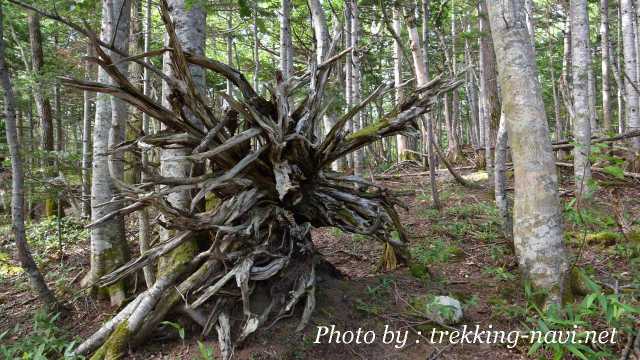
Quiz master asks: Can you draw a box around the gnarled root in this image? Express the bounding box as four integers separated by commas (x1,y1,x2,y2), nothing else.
74,207,333,360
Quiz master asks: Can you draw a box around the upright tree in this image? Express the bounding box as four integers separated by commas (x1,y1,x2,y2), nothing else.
571,0,592,197
87,0,131,307
27,11,55,217
280,0,293,80
478,0,501,185
1,2,60,310
601,0,611,131
487,0,569,305
621,0,640,150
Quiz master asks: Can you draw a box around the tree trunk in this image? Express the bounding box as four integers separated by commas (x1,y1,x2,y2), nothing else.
82,43,94,218
494,112,512,240
27,11,55,217
157,0,206,308
345,3,354,169
88,0,131,307
280,0,293,80
478,0,500,186
394,7,409,162
621,0,640,150
561,14,572,131
421,0,440,209
524,0,536,49
487,0,569,306
571,0,593,199
309,0,339,170
617,4,625,134
351,0,364,176
601,0,612,132
0,3,60,310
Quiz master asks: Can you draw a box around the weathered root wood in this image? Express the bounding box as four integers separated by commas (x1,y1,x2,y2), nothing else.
16,0,461,358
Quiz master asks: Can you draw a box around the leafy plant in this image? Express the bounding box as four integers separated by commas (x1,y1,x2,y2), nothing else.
160,320,186,342
0,311,82,359
197,341,216,360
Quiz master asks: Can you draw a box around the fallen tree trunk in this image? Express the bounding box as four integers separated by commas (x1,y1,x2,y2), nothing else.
552,130,640,149
555,162,640,179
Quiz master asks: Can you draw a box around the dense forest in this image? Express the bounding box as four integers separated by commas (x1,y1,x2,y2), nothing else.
0,0,639,359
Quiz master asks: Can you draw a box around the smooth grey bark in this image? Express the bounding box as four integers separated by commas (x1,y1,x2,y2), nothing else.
421,0,440,210
82,43,94,218
487,0,569,305
309,0,339,170
280,0,293,80
561,14,572,132
351,0,364,176
617,4,626,134
253,2,260,91
465,19,480,150
601,0,612,131
89,0,131,307
226,14,233,98
621,0,640,149
393,7,409,161
478,0,500,186
158,0,206,277
570,0,593,198
524,0,536,49
345,2,353,169
545,3,563,144
494,112,512,240
0,3,60,309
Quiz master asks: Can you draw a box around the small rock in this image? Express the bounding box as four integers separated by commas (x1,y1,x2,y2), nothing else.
429,296,463,325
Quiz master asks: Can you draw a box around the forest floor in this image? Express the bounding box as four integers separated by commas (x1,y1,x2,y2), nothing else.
1,164,639,359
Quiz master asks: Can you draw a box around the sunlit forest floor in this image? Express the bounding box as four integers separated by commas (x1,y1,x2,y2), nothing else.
1,163,639,359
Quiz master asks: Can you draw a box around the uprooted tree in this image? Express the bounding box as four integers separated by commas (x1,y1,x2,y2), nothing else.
21,1,460,358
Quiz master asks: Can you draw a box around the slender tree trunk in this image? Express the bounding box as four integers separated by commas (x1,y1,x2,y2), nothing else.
621,0,640,149
571,0,593,198
524,0,536,49
309,0,340,170
617,5,625,134
447,2,461,160
345,3,354,170
88,0,131,307
478,0,500,186
464,20,479,150
0,4,60,310
545,3,563,145
27,11,56,217
125,0,144,186
487,0,569,306
393,7,409,162
280,0,293,80
561,15,572,131
351,0,364,176
81,43,94,218
601,0,612,132
494,112,512,240
421,0,440,209
139,0,154,288
158,0,206,286
253,2,260,91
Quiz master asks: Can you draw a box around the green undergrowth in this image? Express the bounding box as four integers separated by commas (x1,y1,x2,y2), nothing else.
0,311,83,359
